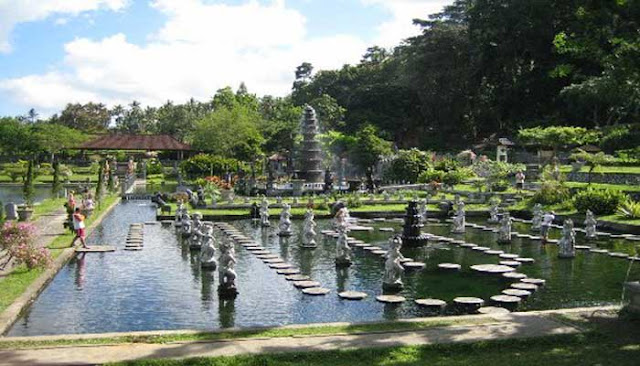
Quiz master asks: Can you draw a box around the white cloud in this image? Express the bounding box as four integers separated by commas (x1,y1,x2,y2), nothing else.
0,0,128,53
362,0,454,47
0,0,367,115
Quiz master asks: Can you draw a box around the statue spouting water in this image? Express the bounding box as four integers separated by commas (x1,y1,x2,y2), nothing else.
418,199,427,225
175,200,186,226
189,212,205,249
497,213,512,244
181,213,192,238
451,201,466,234
301,209,317,248
334,206,349,233
487,200,500,223
531,203,543,232
200,225,218,269
584,210,597,240
558,219,576,258
278,203,293,237
335,209,352,266
218,239,238,298
383,236,405,291
259,197,270,227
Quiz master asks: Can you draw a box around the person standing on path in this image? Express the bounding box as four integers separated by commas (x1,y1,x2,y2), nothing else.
541,211,555,243
71,207,89,249
515,171,525,192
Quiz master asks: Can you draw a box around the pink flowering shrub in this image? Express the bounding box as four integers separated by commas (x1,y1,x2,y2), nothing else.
1,222,51,269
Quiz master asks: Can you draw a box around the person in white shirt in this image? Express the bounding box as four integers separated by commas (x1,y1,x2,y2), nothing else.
515,171,525,192
541,211,555,242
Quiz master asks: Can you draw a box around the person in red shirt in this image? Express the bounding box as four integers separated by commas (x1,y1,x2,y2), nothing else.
71,207,88,248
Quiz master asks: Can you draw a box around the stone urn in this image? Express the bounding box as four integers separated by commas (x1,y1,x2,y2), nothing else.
17,205,34,221
624,281,640,316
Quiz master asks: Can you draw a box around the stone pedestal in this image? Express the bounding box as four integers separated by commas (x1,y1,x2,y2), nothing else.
5,202,17,220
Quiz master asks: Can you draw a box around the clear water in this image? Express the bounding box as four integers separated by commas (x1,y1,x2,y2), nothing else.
0,186,54,205
8,201,640,336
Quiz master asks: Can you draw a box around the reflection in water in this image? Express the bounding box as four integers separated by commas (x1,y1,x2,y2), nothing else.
219,298,235,328
336,267,348,293
298,248,314,275
382,303,400,321
74,253,86,290
201,270,215,310
279,236,290,261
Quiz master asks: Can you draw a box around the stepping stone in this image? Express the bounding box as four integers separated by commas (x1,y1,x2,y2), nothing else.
161,220,173,225
124,247,143,251
609,252,630,259
575,245,591,250
471,264,516,274
530,236,542,240
499,253,519,259
75,246,116,253
438,263,461,271
471,246,490,251
521,278,546,286
339,291,368,300
403,262,426,270
452,240,466,245
277,268,300,275
263,258,285,264
628,257,640,261
302,287,330,296
515,257,535,264
285,274,310,281
610,234,627,239
453,297,484,308
502,272,527,280
354,242,372,248
502,289,532,298
477,306,510,315
372,250,387,256
376,295,406,304
256,254,279,259
269,263,293,269
292,280,321,288
499,261,521,267
399,257,414,263
252,250,271,255
511,282,538,291
546,239,559,244
415,299,447,308
246,247,266,252
379,228,395,232
589,248,608,254
364,246,382,252
491,295,522,305
627,237,640,241
373,218,386,222
144,221,160,225
484,250,504,255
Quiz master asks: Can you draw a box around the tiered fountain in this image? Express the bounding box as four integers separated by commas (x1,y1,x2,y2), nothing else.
296,105,324,185
401,201,430,247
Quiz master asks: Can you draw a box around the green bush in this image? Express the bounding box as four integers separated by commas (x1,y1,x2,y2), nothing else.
418,169,445,183
180,154,245,180
443,168,474,186
618,199,640,219
490,180,510,192
573,188,627,215
600,124,640,153
146,159,164,175
433,158,460,172
383,148,432,183
531,181,570,205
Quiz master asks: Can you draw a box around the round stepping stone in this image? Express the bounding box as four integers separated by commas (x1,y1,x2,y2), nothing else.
499,261,521,267
515,257,535,264
252,250,271,255
292,280,321,288
302,287,330,296
452,240,466,245
477,306,510,315
124,247,143,251
376,295,406,304
415,298,446,308
364,246,382,252
246,247,266,251
403,261,426,270
372,250,387,256
502,272,528,280
589,248,608,254
438,263,461,271
499,253,519,259
520,278,546,286
269,263,293,269
256,254,279,259
263,258,284,264
511,282,538,291
628,257,640,261
379,228,395,232
484,250,504,255
530,236,542,240
276,268,300,275
471,264,516,274
354,242,371,248
490,295,522,305
339,291,368,300
502,289,532,298
285,274,310,281
399,257,414,263
609,252,629,258
575,245,591,250
453,297,484,308
546,239,559,244
471,246,490,251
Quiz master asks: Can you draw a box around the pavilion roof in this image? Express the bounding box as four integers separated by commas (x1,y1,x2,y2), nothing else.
78,134,193,151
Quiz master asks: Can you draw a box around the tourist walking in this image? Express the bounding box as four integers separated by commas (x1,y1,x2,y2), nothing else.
541,211,555,243
515,171,525,192
71,207,89,249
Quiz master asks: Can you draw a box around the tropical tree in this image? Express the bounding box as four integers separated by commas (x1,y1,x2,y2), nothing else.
350,125,393,191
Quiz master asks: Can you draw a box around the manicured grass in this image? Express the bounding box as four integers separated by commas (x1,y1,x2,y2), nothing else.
0,173,97,183
32,197,66,219
106,332,640,366
560,165,640,175
0,317,489,350
564,182,640,192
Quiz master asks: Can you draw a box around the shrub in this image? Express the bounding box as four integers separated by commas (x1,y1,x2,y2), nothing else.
383,149,432,183
531,181,570,205
490,180,510,192
180,154,245,180
418,169,444,184
443,168,474,186
618,199,640,219
573,188,627,215
600,124,640,153
1,222,50,269
146,159,164,175
433,158,460,172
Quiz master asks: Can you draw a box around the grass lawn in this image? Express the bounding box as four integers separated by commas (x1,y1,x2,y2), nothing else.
32,197,66,219
564,182,640,192
0,173,97,183
560,165,640,175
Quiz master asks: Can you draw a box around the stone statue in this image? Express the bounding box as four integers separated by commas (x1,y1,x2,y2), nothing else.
558,219,576,258
181,213,192,238
418,199,427,225
488,201,500,223
200,225,218,269
451,201,466,234
278,203,293,237
189,212,205,249
387,235,405,262
383,190,391,202
175,200,186,225
196,185,206,207
383,236,405,290
531,203,543,232
497,213,512,244
334,207,349,233
260,197,270,227
218,240,238,297
301,209,317,248
276,196,283,204
584,210,597,240
335,230,353,266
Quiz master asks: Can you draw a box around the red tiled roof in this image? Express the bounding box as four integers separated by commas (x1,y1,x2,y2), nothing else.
79,134,193,151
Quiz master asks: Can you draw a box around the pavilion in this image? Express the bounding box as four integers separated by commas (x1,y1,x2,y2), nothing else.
78,134,193,160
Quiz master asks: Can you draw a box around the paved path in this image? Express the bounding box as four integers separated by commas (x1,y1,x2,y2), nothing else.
0,312,581,366
0,208,68,279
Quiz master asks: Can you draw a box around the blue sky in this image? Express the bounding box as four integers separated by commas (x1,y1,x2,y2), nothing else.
0,0,452,117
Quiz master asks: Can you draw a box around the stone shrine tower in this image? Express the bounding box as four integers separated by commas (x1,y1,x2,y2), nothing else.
296,105,324,183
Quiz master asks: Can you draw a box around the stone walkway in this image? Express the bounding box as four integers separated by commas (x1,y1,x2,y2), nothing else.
0,208,68,280
0,311,582,366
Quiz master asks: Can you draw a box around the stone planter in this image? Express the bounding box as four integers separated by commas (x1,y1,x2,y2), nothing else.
17,206,34,221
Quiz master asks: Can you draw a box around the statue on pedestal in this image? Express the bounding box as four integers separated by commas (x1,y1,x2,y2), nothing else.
200,225,218,269
383,191,391,202
497,213,512,244
218,241,238,298
175,200,186,225
301,209,317,248
181,213,192,238
451,201,466,234
488,200,500,224
584,210,597,240
278,203,293,237
334,209,352,266
260,197,270,227
531,203,543,232
189,212,205,249
558,219,576,258
383,236,405,291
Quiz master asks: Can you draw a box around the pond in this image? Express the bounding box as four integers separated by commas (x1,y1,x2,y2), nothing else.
7,201,640,336
0,186,55,205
